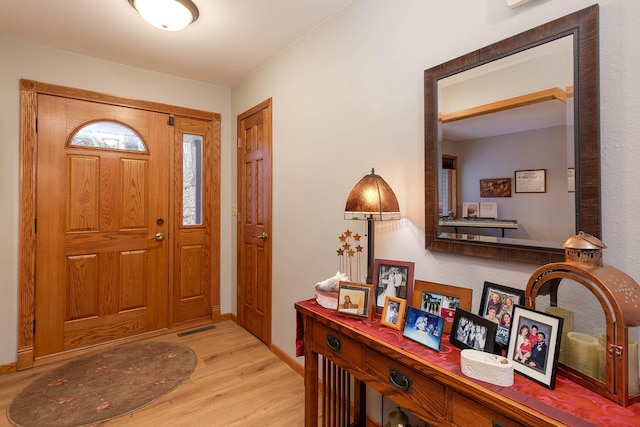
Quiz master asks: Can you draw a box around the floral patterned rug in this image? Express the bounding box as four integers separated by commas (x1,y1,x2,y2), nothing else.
7,341,197,427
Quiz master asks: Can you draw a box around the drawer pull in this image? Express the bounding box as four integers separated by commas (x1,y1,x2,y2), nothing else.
389,367,413,393
326,334,342,353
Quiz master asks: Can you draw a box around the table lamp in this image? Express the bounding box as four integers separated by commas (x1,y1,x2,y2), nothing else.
344,168,400,284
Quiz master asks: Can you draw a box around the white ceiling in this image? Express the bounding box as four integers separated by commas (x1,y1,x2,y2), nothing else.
0,0,354,88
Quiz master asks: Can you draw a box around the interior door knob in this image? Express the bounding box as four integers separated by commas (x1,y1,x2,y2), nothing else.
151,232,165,241
254,232,269,240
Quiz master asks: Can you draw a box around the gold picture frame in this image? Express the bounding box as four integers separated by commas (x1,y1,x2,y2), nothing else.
380,296,406,330
411,280,472,335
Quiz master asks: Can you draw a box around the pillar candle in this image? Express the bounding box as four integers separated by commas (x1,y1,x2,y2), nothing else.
544,306,574,365
566,332,599,379
598,333,639,396
597,333,607,382
628,340,639,397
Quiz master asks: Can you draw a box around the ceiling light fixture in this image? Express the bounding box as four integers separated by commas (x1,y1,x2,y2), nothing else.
128,0,199,32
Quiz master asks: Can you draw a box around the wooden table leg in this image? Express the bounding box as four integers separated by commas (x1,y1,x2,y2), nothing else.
304,316,319,427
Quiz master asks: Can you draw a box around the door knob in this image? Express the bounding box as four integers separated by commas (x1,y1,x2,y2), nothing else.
254,232,269,240
151,232,165,241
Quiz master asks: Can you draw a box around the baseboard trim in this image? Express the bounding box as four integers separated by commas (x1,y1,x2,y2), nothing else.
269,342,303,377
0,362,17,375
366,415,381,427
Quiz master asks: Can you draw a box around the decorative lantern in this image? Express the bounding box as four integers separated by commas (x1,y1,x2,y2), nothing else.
384,406,412,427
525,232,640,406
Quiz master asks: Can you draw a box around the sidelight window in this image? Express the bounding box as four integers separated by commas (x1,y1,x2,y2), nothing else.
441,155,457,217
182,134,203,226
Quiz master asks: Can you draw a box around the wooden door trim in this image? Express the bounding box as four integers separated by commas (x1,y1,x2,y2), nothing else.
18,79,221,370
28,80,219,121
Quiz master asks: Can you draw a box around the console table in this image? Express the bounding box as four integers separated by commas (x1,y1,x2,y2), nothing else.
295,299,640,426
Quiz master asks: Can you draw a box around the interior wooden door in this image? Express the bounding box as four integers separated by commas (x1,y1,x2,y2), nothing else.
237,99,272,344
34,95,169,357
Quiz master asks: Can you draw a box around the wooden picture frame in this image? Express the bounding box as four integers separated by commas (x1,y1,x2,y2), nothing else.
402,306,444,352
479,281,524,350
380,296,406,330
450,309,497,353
507,305,564,389
336,281,374,320
479,177,511,198
411,280,472,335
373,259,414,313
515,169,546,193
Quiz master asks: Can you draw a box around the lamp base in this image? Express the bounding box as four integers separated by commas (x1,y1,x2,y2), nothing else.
366,218,374,284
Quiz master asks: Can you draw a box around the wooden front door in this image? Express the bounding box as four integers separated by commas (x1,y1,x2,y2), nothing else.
35,95,170,357
237,99,272,344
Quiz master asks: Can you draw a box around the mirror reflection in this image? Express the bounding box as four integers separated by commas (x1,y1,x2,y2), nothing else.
437,35,574,248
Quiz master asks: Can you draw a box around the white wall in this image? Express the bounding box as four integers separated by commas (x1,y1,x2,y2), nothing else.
231,0,640,367
0,37,233,364
2,0,639,387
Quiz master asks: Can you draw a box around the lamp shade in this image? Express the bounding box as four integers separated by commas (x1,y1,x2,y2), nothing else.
129,0,199,31
344,168,400,221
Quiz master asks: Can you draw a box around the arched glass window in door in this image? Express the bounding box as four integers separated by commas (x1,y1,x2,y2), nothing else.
70,121,146,152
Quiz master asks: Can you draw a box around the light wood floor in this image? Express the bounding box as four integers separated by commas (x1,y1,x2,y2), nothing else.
0,321,305,426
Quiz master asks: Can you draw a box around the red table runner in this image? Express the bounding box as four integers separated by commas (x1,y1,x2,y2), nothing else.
296,299,640,426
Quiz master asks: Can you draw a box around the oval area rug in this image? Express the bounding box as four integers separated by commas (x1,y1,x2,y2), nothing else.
7,341,197,427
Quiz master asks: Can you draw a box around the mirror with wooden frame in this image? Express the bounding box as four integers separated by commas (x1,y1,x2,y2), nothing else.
424,5,600,264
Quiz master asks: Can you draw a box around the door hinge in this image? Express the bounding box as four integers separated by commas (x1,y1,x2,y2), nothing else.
168,116,175,126
35,117,38,133
237,138,242,148
237,287,240,297
237,211,241,223
33,319,36,334
34,218,37,234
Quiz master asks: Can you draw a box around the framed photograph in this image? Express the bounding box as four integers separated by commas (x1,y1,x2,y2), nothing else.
450,309,497,353
380,296,406,330
462,202,479,218
411,280,472,335
336,281,374,320
373,259,414,313
402,306,444,352
479,177,512,198
515,169,546,193
479,202,497,219
479,282,525,348
507,305,564,389
568,168,576,192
